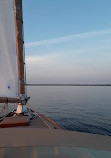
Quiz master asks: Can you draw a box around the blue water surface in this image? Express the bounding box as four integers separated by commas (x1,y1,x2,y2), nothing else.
27,86,111,136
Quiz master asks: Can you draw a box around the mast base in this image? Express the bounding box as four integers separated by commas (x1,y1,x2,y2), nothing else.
16,103,27,114
16,94,30,114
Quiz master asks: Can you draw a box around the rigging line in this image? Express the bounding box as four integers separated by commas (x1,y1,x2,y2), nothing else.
0,103,8,116
5,103,8,116
26,102,53,129
26,102,39,113
22,30,27,95
37,113,52,129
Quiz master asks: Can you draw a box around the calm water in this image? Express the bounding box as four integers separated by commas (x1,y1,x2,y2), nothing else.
27,86,111,136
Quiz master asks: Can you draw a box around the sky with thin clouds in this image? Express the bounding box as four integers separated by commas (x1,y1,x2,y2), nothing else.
23,0,111,84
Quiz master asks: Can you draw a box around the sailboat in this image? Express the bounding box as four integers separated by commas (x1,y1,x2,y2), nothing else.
0,0,111,157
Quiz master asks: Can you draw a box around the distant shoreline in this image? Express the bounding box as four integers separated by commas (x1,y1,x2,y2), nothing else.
26,84,111,86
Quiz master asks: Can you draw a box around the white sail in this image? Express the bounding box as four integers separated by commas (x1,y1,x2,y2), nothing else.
0,0,19,98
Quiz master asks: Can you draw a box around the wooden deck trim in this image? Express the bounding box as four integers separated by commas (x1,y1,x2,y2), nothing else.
39,113,65,130
32,110,65,129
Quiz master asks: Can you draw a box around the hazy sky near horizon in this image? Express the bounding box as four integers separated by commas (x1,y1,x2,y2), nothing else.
23,0,111,84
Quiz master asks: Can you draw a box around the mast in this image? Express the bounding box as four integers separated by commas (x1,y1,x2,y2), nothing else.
15,0,28,113
15,0,25,96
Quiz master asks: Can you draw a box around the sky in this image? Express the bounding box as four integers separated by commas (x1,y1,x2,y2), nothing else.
23,0,111,84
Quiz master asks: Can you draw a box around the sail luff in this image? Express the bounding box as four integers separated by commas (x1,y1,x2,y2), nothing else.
15,0,25,95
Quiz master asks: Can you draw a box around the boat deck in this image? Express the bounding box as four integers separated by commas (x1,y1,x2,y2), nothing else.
0,128,111,158
0,112,64,129
29,116,49,128
0,113,111,157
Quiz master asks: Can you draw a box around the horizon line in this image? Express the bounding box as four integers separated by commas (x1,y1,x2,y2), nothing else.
26,84,111,86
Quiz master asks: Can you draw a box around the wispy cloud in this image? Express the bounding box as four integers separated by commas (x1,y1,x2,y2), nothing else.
25,28,111,48
26,56,49,65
